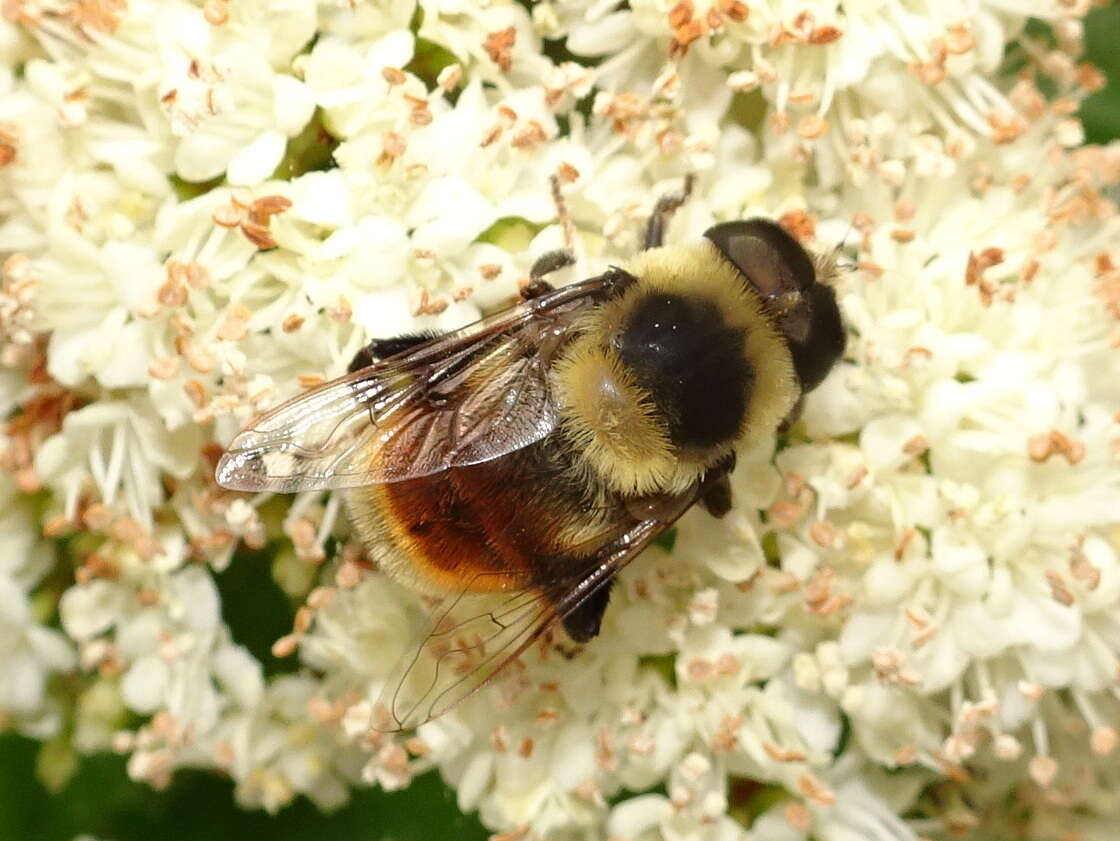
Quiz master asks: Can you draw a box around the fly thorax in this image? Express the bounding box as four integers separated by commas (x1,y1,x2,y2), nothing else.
613,292,751,450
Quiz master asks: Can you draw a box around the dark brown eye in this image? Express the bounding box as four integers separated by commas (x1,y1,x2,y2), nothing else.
704,219,817,300
705,218,845,393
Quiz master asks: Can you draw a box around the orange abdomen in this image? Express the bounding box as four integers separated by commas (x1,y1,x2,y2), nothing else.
348,440,624,595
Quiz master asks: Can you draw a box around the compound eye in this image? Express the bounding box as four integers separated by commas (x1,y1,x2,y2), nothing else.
705,218,845,391
704,219,817,300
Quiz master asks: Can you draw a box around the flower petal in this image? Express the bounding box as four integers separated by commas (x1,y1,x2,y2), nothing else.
227,130,287,187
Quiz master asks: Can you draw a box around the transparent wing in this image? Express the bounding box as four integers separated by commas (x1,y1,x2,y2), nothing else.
215,276,611,493
375,512,692,732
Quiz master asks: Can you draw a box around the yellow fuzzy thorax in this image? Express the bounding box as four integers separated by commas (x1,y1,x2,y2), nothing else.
552,241,800,497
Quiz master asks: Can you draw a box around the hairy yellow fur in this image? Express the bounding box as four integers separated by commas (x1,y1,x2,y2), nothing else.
552,341,680,495
344,486,432,590
553,240,799,496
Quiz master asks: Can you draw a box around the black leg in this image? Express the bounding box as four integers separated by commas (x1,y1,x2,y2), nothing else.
560,577,614,643
698,450,736,518
524,175,578,304
643,174,695,250
521,249,577,301
699,476,732,518
347,331,439,373
531,249,576,282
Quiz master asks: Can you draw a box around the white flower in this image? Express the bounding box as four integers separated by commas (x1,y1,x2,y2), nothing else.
553,0,1097,172
747,761,922,841
36,239,166,389
0,571,74,735
158,36,316,186
297,574,418,697
417,0,553,89
0,55,172,256
0,476,72,735
768,132,1120,810
215,674,364,813
36,396,203,525
302,29,417,140
86,0,317,186
1,0,1118,838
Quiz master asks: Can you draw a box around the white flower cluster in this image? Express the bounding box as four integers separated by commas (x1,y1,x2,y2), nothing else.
1,0,1118,839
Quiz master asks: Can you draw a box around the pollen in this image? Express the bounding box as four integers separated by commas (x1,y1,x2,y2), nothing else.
0,123,18,166
484,27,516,72
202,0,228,25
797,114,828,139
797,773,835,806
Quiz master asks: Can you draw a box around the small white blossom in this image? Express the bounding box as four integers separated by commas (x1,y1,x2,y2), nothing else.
36,396,203,526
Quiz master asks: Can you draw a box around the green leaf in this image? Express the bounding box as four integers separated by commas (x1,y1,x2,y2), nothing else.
477,216,543,252
1081,5,1120,144
214,545,300,677
407,38,460,89
637,653,677,689
170,174,225,201
727,777,790,828
0,733,488,841
36,736,78,793
271,110,340,180
653,527,678,553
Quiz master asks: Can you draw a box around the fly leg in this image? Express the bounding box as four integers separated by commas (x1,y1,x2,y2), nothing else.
698,450,737,518
643,174,695,250
347,331,439,373
521,250,575,300
560,577,614,643
521,175,579,301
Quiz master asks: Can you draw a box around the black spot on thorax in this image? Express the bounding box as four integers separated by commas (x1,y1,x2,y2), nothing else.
615,293,751,448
